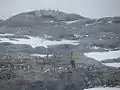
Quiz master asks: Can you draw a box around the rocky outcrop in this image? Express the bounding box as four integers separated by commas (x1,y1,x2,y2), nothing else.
0,19,3,23
0,59,120,90
1,10,85,27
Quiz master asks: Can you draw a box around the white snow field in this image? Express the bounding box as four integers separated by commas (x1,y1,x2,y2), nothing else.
84,87,120,90
84,50,120,61
0,33,14,36
64,19,80,24
84,50,120,67
0,34,79,48
103,63,120,68
30,54,53,57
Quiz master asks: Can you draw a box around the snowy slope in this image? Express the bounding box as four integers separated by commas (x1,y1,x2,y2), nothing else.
84,50,120,67
0,34,79,48
85,87,120,90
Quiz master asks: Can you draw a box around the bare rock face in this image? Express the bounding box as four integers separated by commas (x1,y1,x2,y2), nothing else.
0,19,3,23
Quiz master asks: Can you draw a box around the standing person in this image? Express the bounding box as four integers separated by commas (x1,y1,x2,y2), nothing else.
70,52,76,68
47,53,49,60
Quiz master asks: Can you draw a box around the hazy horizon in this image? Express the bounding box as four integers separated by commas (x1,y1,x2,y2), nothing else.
0,0,120,19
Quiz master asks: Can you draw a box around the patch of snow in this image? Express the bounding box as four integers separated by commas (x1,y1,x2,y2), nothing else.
42,34,52,38
91,46,100,50
84,87,120,90
58,67,64,70
30,54,53,57
0,33,15,36
85,23,95,27
0,35,79,48
71,27,76,29
64,20,80,24
103,48,112,51
99,38,102,40
84,50,120,61
116,37,119,39
114,47,120,50
44,68,50,72
85,34,89,37
27,65,30,69
107,21,112,23
43,21,54,23
63,27,68,29
103,62,120,68
110,37,114,39
74,34,80,38
103,35,107,37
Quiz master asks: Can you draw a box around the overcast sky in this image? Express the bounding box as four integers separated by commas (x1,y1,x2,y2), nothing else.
0,0,120,19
